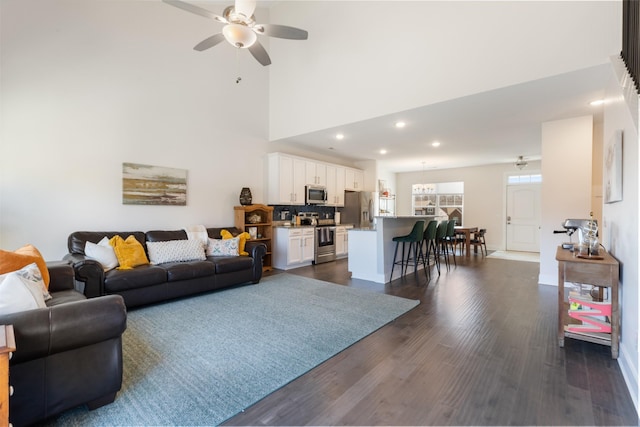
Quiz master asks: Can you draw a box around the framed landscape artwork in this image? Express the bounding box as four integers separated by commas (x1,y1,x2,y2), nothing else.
122,162,187,206
604,130,623,204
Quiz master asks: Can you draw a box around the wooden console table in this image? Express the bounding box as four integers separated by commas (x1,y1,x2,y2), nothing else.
556,247,619,358
0,324,15,425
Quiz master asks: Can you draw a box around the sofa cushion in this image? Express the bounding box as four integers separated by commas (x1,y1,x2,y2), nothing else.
104,265,167,292
85,237,119,271
0,263,48,315
110,235,149,270
160,260,216,282
146,230,188,242
0,244,50,287
147,240,206,265
68,231,146,255
207,227,242,240
207,238,239,256
221,230,251,256
209,256,254,274
46,289,87,306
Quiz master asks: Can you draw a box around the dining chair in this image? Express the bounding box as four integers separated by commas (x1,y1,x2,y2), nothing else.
469,228,488,256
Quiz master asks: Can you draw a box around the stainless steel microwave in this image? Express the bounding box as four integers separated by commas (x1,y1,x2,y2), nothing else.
305,185,327,205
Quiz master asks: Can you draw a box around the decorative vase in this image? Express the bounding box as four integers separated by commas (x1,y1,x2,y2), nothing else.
239,187,252,206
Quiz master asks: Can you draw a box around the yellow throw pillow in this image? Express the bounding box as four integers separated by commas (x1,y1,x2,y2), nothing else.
0,244,50,288
109,235,149,270
220,230,251,256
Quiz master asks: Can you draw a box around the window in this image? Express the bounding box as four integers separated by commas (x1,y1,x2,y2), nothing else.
508,174,542,185
411,182,464,223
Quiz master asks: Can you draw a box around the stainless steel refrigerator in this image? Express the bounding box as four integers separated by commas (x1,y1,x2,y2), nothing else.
342,191,377,228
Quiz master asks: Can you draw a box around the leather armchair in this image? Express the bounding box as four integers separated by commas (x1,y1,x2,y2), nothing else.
0,261,127,427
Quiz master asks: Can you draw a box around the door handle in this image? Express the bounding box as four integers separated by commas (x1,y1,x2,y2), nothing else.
507,215,511,225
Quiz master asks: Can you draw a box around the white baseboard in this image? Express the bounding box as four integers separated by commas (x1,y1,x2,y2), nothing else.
538,273,556,286
617,343,640,420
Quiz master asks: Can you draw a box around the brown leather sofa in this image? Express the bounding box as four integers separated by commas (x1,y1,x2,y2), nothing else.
63,227,266,308
0,261,127,427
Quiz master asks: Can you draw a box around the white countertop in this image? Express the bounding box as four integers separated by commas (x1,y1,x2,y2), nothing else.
272,222,354,229
375,215,440,219
272,224,315,229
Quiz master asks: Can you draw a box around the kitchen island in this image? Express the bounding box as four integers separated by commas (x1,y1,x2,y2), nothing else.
348,215,441,283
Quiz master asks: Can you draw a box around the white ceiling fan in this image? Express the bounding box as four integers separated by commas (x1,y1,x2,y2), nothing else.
163,0,308,66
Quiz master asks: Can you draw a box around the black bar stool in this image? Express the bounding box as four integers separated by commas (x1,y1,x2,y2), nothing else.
435,221,450,272
390,221,426,283
421,220,438,276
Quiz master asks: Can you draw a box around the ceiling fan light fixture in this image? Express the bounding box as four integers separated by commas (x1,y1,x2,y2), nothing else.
223,23,257,48
515,155,528,170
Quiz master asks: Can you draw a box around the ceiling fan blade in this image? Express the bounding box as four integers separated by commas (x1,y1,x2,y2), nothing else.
248,41,271,66
193,33,226,51
254,24,308,40
235,0,256,19
163,0,226,23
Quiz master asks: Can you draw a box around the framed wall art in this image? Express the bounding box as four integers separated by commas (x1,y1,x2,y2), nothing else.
122,162,187,206
604,130,623,203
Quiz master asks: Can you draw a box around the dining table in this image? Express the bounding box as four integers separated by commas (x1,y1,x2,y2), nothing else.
454,226,479,257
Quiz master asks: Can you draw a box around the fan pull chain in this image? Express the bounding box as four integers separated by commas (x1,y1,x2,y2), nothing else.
235,48,242,84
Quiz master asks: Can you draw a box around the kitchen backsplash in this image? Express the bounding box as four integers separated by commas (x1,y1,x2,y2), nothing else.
271,205,340,222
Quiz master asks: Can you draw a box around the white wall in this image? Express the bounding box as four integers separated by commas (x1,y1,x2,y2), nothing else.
602,56,639,411
539,116,593,285
0,0,270,259
268,1,621,140
395,161,541,252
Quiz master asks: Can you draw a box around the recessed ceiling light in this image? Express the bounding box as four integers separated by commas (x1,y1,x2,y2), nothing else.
590,99,605,106
379,149,387,155
432,141,441,147
335,133,344,140
395,121,406,128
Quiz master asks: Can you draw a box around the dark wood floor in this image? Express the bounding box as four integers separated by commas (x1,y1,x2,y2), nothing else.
224,255,639,426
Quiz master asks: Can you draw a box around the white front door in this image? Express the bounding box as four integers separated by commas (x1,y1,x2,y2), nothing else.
506,184,541,252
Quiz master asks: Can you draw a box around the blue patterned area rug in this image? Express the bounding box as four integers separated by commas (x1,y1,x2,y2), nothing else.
46,273,419,426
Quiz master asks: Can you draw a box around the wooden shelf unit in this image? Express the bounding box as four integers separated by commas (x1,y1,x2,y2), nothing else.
234,204,274,271
556,246,620,358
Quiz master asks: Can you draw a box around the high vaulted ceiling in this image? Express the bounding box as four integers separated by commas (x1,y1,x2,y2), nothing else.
264,1,619,174
272,63,611,173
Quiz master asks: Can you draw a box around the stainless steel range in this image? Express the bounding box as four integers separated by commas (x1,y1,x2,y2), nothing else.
299,212,337,264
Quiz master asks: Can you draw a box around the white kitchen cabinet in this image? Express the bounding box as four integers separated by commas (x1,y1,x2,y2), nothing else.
286,230,303,264
325,165,345,207
267,153,306,205
268,152,361,204
305,161,326,186
345,168,364,191
273,227,315,269
301,229,315,262
335,167,346,205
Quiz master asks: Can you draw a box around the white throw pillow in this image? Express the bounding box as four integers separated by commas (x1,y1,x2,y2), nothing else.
146,239,206,265
206,237,239,256
17,262,52,301
85,236,119,271
0,263,48,316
